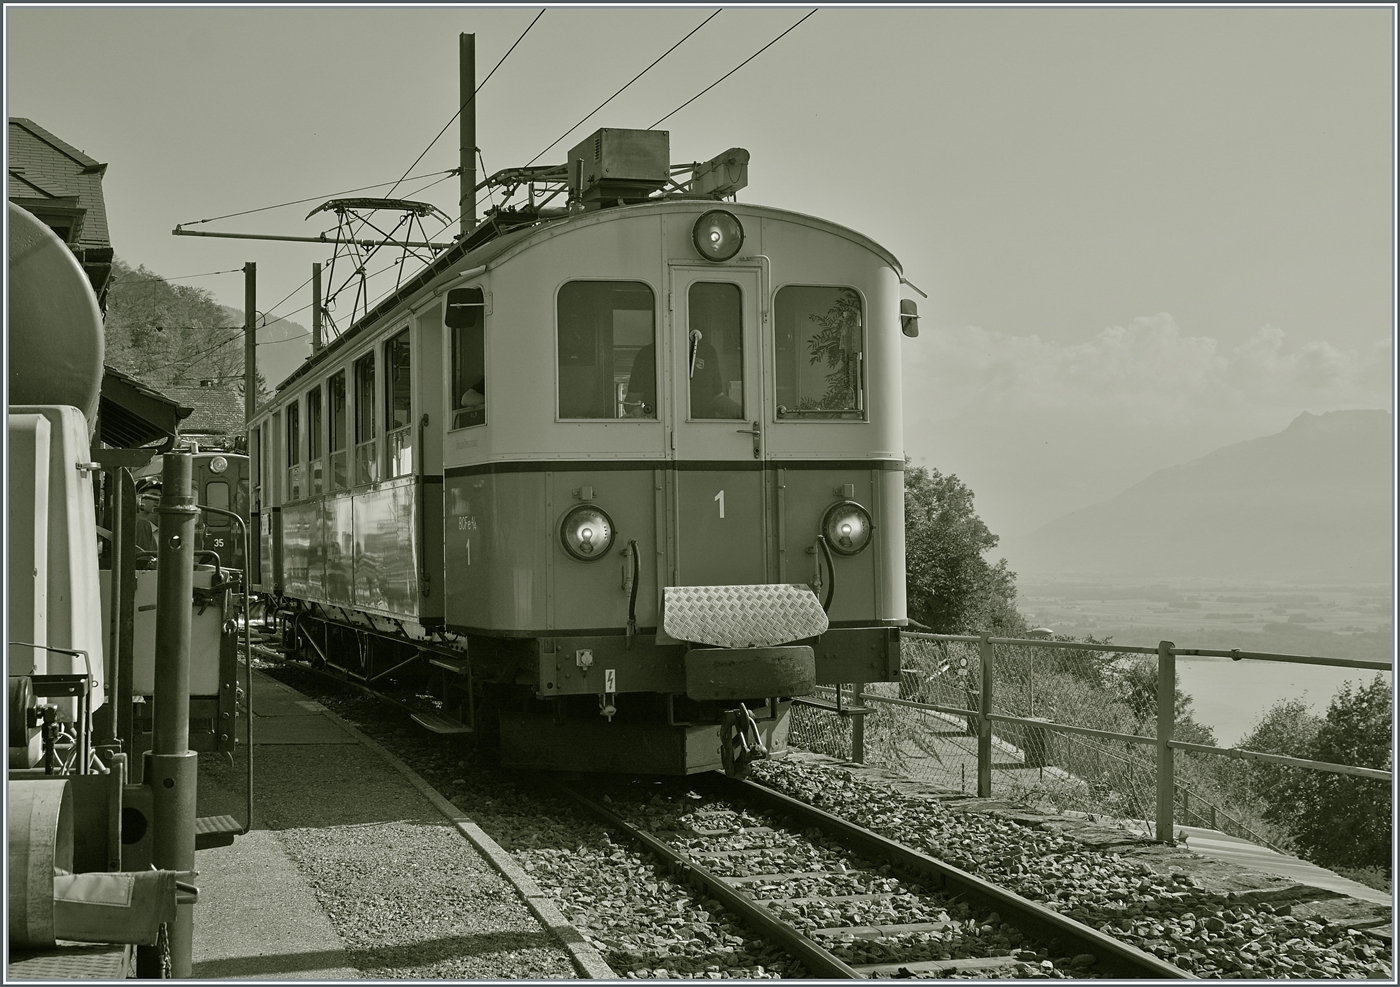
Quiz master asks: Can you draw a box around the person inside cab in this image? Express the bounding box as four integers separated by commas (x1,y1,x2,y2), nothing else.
135,482,161,554
624,335,742,420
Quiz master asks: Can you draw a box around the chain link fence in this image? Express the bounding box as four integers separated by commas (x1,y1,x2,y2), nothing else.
788,633,1385,847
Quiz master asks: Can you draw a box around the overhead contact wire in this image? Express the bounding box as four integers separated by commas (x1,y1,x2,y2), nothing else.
649,9,817,129
387,9,546,199
525,8,723,167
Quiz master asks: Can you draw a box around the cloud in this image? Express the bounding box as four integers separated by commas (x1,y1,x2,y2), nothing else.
905,314,1393,426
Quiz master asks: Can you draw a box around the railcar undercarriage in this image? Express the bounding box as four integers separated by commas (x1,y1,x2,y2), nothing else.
271,601,832,777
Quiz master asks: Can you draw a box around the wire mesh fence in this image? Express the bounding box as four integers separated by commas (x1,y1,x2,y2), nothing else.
787,633,1385,848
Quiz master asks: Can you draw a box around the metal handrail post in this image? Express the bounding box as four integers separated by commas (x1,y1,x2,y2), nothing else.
851,682,865,763
977,634,993,797
1156,640,1176,843
144,453,198,977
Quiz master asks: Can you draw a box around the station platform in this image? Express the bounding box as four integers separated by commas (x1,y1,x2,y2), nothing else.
188,669,602,980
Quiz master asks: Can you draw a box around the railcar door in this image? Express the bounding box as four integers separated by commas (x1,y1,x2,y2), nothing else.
668,267,766,586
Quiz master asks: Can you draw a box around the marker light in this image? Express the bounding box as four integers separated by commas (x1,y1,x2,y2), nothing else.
209,455,229,474
560,505,616,562
692,209,744,262
821,500,873,556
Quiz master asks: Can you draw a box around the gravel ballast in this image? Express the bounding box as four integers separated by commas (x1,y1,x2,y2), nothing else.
750,756,1394,980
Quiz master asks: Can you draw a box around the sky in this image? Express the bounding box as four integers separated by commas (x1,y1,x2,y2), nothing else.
6,5,1394,551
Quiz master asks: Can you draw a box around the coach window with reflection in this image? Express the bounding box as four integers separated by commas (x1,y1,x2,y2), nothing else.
385,329,412,477
354,353,378,485
286,398,303,500
328,371,348,490
557,281,656,420
774,286,865,420
307,384,324,495
447,287,486,429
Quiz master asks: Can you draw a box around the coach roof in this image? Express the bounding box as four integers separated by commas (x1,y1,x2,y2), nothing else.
276,199,901,394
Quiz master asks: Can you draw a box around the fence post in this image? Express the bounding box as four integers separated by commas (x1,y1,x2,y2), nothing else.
852,682,865,764
1156,640,1176,843
977,633,993,797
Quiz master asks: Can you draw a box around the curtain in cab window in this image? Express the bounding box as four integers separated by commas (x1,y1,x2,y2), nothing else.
774,286,864,420
557,281,656,419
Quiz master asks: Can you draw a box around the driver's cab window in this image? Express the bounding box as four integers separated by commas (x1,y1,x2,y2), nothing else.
447,287,486,429
687,282,744,420
557,281,656,419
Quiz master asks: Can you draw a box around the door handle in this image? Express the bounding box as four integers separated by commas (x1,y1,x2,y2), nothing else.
736,421,761,458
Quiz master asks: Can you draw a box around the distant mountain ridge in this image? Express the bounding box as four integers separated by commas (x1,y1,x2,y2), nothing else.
218,305,311,390
1008,410,1394,582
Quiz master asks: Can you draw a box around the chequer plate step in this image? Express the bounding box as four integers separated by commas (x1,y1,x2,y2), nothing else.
663,584,827,649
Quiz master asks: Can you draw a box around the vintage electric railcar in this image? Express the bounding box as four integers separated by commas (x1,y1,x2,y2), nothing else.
252,129,913,774
134,450,251,575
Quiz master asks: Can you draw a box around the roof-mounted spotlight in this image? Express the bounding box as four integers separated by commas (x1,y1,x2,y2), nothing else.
693,209,744,262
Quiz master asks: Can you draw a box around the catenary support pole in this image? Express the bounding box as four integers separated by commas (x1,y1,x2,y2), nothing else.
1156,640,1176,843
144,454,198,977
460,33,477,236
312,262,322,353
243,262,256,429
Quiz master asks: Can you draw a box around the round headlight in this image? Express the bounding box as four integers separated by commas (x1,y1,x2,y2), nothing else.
821,500,873,556
209,455,229,474
692,209,744,263
560,505,616,562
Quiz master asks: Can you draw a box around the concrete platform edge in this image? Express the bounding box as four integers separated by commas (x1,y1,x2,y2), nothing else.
317,706,617,980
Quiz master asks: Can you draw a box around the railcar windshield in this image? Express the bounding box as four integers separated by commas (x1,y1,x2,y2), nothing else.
774,285,865,420
557,281,656,420
447,286,486,430
686,282,744,420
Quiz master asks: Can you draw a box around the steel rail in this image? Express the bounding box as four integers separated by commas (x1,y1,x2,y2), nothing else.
722,775,1191,980
551,781,864,979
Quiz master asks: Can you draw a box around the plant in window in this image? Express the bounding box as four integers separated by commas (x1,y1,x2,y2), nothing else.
803,288,862,410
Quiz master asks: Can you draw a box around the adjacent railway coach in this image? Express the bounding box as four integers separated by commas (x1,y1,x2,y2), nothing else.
252,129,918,775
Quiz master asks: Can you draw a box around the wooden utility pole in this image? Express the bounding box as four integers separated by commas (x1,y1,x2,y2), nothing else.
243,262,256,428
312,262,323,354
460,33,477,237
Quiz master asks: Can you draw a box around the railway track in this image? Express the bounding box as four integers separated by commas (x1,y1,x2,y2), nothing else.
553,774,1189,979
253,639,1391,980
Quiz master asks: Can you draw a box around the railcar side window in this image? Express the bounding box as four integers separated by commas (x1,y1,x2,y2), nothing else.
385,330,413,476
687,282,744,420
774,286,865,420
307,385,323,496
286,400,303,500
328,371,348,490
447,287,486,430
354,353,378,485
557,281,656,420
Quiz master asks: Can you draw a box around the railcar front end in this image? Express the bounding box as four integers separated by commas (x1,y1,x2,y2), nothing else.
254,131,910,775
